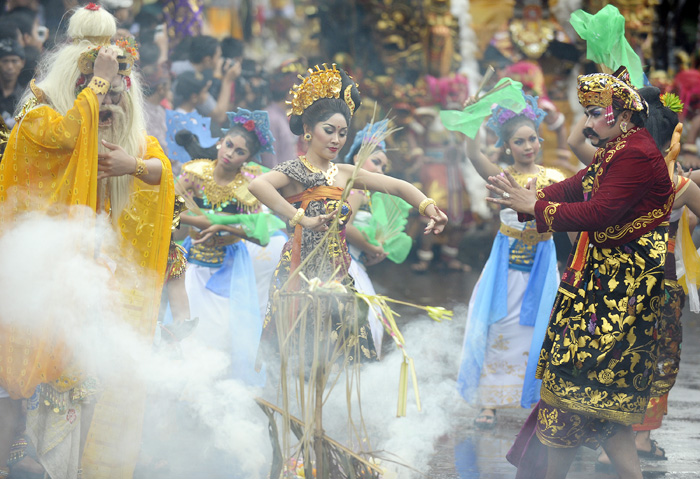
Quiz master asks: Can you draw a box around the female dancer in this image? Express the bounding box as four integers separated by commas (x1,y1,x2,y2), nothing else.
344,120,392,356
455,93,564,428
178,108,279,385
248,65,447,361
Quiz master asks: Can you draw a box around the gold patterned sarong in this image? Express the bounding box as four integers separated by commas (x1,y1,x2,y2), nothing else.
537,226,667,426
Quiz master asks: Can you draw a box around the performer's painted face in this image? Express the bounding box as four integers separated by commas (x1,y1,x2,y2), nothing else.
357,150,388,174
582,106,619,147
218,133,250,168
308,113,348,161
98,76,126,130
507,124,540,164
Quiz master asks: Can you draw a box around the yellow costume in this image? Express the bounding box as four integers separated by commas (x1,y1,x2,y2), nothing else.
0,83,174,478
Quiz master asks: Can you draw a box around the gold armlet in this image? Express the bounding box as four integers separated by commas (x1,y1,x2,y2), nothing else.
289,207,305,227
87,76,111,96
133,157,148,177
418,198,437,216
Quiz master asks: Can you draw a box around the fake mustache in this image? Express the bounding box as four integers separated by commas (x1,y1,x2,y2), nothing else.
582,128,599,139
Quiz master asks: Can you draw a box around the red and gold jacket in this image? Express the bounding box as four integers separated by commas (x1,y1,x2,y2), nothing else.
524,127,674,247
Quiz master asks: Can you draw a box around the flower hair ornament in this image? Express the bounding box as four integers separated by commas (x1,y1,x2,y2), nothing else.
486,92,546,147
77,36,139,77
287,63,359,117
224,108,276,158
344,119,389,163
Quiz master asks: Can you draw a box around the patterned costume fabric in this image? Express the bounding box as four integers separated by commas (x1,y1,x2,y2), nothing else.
634,179,689,432
525,127,674,439
260,158,376,361
0,83,174,479
178,158,268,386
458,166,563,409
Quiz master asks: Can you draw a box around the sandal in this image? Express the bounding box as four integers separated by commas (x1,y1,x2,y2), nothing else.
411,249,434,274
637,439,667,461
473,409,497,430
445,258,472,273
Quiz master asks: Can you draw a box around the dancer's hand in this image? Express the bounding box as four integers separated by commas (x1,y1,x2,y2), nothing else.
300,210,338,232
193,223,227,244
93,47,119,84
364,244,388,266
98,140,140,179
424,205,448,235
486,170,537,215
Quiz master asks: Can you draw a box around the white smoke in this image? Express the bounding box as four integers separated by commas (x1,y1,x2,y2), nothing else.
1,210,468,478
0,211,270,478
317,306,468,477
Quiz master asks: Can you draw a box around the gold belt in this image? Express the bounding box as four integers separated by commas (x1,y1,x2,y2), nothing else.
189,229,242,248
500,224,552,246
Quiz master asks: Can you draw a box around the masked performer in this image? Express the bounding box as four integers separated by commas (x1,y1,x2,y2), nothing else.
248,64,448,363
0,4,174,479
177,108,282,386
496,67,674,479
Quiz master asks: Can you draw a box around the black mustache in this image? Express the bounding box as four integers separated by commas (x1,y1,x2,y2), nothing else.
582,128,599,138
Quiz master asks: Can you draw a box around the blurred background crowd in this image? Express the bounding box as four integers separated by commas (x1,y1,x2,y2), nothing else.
1,0,699,272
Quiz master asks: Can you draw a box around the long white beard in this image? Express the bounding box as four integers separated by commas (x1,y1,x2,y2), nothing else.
97,104,134,223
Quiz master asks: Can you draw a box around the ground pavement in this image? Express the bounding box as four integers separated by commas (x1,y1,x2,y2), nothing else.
370,243,700,479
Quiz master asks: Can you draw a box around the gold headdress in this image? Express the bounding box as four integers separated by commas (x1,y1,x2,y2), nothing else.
577,66,647,124
287,63,357,117
77,37,139,77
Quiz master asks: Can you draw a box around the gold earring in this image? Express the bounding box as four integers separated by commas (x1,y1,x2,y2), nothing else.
304,133,312,141
505,148,512,155
620,121,628,133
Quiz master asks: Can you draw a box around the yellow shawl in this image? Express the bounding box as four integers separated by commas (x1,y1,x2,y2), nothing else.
0,87,174,478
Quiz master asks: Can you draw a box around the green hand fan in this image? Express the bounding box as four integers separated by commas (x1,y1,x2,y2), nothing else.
357,192,413,263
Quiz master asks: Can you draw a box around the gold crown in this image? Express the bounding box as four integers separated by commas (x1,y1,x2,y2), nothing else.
77,37,139,77
577,87,614,109
577,69,646,112
287,63,356,117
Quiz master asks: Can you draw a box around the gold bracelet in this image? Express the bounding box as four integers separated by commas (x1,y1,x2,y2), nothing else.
87,76,111,96
133,157,148,177
289,207,305,227
418,198,437,216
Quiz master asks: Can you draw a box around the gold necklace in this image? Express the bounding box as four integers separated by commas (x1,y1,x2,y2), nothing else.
300,155,338,186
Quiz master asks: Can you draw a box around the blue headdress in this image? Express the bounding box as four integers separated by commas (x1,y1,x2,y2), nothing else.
485,93,546,147
223,108,276,159
344,119,389,163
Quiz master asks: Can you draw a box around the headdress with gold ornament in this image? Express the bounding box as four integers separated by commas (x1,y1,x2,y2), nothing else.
287,63,359,118
77,36,139,78
577,66,647,125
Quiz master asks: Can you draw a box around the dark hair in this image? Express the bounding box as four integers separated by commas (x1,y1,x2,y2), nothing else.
224,124,262,157
175,130,218,160
138,41,160,68
288,68,361,136
221,37,243,59
612,98,648,128
189,36,220,64
0,17,19,41
171,36,192,62
639,86,679,150
5,7,37,37
501,115,538,144
174,71,208,107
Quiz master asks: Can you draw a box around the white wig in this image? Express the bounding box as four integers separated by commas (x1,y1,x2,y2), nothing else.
14,4,149,222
